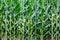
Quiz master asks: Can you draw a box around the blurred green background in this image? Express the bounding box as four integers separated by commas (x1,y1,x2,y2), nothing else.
0,0,60,40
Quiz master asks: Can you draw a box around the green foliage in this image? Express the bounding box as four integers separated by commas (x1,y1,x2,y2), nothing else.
0,0,60,40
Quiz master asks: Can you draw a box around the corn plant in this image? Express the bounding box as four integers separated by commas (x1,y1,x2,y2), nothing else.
0,0,60,40
50,14,54,40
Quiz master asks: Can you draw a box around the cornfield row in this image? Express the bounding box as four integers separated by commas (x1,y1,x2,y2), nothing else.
0,0,60,40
